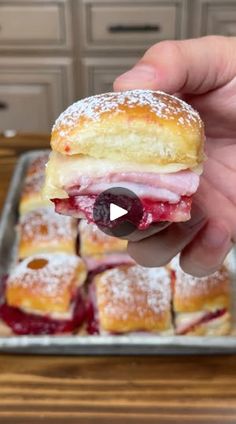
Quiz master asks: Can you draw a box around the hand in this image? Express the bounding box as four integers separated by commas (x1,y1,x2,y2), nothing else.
114,36,236,276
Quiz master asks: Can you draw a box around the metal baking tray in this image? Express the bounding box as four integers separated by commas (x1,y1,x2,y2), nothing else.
0,150,236,355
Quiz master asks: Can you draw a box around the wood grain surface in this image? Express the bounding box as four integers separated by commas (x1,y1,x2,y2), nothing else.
1,136,236,424
0,355,236,424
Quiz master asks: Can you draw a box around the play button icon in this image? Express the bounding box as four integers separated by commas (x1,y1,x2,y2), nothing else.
93,187,143,237
110,203,128,221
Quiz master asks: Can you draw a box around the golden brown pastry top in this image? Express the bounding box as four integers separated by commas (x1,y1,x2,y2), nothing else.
6,253,87,316
19,207,77,245
94,264,172,333
173,265,230,313
51,90,204,167
21,173,45,197
79,220,127,257
26,153,49,178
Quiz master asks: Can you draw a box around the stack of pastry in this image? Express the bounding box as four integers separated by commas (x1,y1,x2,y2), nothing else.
3,89,230,339
85,254,231,336
0,84,233,338
0,152,232,337
41,89,231,337
0,154,87,335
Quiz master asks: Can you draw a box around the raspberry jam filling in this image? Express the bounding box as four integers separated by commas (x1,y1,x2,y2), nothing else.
85,265,123,335
85,281,99,335
177,309,226,335
53,195,192,230
86,298,99,335
0,288,86,335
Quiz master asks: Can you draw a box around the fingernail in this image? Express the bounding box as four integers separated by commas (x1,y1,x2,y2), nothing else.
202,222,230,249
115,64,157,85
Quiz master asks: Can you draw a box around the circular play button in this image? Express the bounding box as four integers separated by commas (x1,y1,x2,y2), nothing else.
93,187,143,237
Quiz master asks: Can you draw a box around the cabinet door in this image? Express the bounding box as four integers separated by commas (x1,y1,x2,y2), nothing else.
192,0,236,36
80,0,188,51
0,0,73,51
0,58,74,133
81,57,138,97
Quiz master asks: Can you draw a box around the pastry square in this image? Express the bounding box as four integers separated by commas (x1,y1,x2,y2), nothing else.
79,220,127,257
0,253,87,335
78,220,133,272
19,173,50,215
87,264,172,334
18,206,77,258
171,259,231,336
26,153,49,178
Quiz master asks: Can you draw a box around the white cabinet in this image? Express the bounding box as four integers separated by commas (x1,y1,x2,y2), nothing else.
1,0,236,130
82,57,139,96
80,0,188,51
0,0,75,133
0,58,74,132
0,0,72,51
192,0,236,37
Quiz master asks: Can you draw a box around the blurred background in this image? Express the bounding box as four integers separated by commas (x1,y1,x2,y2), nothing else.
0,0,236,135
4,0,235,215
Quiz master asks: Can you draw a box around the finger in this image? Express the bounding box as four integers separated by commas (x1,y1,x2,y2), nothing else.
127,204,207,267
121,222,170,242
180,219,232,277
114,36,236,94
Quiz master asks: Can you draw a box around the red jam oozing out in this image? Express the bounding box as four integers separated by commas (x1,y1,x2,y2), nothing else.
0,289,86,335
86,300,99,335
177,309,226,335
170,270,176,293
53,195,192,230
85,264,123,335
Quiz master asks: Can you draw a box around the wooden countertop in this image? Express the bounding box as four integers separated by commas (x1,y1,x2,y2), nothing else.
1,354,236,424
1,136,236,423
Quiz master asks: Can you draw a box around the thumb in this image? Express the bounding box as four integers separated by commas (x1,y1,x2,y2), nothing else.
114,36,236,95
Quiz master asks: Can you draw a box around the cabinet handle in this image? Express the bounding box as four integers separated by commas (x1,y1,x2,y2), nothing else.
0,101,8,110
108,24,161,33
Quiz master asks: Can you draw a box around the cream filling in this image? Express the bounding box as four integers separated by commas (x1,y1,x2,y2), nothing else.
43,152,203,199
99,328,174,336
19,304,74,320
175,310,227,333
203,312,229,331
176,311,207,328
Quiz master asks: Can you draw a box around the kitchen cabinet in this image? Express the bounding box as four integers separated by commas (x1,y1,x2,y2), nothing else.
0,0,72,51
192,0,236,37
81,57,138,96
80,0,188,51
0,0,75,133
0,57,74,132
0,0,235,132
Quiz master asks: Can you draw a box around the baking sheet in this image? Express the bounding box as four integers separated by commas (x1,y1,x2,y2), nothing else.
0,150,236,355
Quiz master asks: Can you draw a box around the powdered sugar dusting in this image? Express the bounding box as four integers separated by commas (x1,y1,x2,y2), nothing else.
27,153,49,177
175,267,229,297
96,265,171,320
53,90,201,136
19,207,76,243
22,173,45,196
79,219,127,254
7,253,82,297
